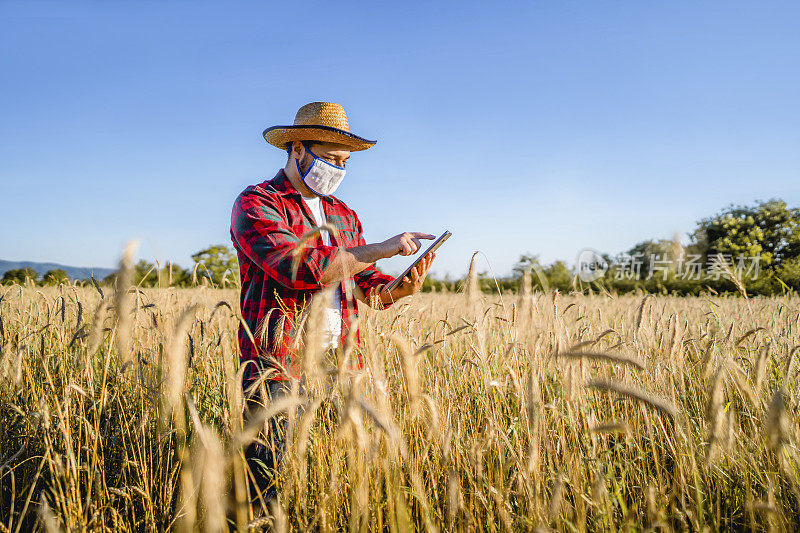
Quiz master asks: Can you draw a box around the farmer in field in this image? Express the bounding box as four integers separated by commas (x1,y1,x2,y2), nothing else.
230,102,436,501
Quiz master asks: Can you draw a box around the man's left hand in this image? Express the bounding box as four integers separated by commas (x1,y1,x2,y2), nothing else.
381,252,436,301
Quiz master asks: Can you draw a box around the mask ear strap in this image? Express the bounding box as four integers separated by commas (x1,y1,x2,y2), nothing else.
295,144,315,178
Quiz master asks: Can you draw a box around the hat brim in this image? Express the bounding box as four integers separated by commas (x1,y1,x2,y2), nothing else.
263,125,376,152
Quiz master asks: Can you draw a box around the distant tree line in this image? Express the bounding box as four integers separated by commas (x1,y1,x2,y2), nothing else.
1,245,240,289
1,267,71,286
437,199,800,297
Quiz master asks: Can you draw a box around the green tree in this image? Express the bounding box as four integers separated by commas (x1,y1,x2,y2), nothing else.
43,269,70,285
1,267,38,285
191,245,239,286
512,253,541,278
510,254,574,292
163,263,191,287
133,260,158,287
544,261,573,292
615,239,679,280
102,261,192,288
691,199,800,269
775,256,800,291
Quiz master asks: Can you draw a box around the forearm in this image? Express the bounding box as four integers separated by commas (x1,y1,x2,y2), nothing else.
320,243,388,285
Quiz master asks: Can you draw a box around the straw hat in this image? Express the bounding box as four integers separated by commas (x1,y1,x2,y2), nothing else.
263,102,376,152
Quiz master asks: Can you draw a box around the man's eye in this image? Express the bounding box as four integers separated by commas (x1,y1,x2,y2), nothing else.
322,156,345,167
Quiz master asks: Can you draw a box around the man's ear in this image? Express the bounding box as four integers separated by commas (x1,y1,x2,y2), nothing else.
288,141,303,159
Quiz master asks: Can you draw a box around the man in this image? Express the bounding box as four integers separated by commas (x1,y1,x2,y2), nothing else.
230,101,436,501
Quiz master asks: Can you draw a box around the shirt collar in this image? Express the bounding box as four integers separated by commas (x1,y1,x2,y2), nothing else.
268,169,339,205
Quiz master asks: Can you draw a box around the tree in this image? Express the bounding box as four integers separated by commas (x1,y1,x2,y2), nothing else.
133,260,158,287
511,254,575,292
775,256,800,291
191,245,239,286
103,260,192,288
544,261,573,292
691,199,800,269
163,262,191,287
620,239,677,280
43,269,70,285
1,267,38,285
512,253,541,278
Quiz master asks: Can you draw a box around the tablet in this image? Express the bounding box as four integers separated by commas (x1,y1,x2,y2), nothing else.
384,230,452,292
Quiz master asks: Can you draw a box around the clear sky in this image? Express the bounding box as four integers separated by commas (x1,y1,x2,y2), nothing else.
2,1,799,278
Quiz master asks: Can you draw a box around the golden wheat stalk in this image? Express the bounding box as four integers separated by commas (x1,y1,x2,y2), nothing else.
587,379,679,419
554,350,645,370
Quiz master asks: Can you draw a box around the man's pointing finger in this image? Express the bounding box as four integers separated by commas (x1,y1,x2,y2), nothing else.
412,232,436,240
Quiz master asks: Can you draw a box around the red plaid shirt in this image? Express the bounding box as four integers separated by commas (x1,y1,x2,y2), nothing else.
230,170,395,383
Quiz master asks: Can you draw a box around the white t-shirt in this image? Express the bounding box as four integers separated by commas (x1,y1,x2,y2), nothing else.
301,195,342,349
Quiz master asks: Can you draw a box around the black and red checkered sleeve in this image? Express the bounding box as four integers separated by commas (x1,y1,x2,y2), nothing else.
231,191,338,290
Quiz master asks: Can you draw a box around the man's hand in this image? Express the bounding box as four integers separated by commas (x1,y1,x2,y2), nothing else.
321,231,435,287
380,251,436,301
380,232,435,258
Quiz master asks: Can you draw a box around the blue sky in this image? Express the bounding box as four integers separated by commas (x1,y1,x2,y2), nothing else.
1,1,798,278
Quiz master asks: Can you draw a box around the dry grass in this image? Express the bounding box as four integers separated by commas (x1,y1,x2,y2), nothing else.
2,278,800,531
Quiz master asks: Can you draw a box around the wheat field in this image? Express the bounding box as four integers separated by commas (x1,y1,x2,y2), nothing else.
1,272,800,531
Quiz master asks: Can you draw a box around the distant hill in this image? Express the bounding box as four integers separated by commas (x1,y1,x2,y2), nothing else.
0,259,115,281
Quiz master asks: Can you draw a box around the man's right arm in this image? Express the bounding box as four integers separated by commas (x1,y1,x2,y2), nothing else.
319,232,434,285
231,191,433,290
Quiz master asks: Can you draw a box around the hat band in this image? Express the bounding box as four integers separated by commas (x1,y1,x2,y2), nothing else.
262,124,376,144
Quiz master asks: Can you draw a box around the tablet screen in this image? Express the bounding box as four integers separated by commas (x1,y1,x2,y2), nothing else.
384,230,451,292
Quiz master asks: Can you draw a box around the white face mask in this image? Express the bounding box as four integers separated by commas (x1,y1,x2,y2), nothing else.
296,146,346,196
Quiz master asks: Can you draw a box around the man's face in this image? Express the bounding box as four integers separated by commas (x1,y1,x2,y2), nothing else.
295,141,351,173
